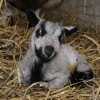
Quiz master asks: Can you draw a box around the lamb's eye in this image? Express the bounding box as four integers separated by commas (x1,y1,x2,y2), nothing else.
36,28,42,38
58,31,64,43
60,35,64,40
39,29,42,35
58,35,63,42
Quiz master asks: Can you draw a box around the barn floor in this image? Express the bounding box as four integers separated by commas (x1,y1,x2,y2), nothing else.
0,1,100,100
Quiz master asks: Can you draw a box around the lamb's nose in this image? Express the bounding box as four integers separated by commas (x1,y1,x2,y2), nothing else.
45,45,54,57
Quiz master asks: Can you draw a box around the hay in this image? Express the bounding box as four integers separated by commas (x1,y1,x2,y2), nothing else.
0,1,100,100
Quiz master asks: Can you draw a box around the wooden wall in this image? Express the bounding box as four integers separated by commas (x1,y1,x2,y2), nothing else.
61,0,100,27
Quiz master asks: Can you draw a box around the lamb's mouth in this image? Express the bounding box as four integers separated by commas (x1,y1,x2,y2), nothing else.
35,45,57,62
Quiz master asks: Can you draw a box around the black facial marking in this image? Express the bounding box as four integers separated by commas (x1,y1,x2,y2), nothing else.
35,45,57,62
36,29,41,38
35,45,50,62
36,22,47,38
58,30,64,43
30,60,43,84
70,69,93,87
35,45,42,59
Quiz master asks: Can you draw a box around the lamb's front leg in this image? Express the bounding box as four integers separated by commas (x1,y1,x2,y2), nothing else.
44,72,70,90
14,48,36,84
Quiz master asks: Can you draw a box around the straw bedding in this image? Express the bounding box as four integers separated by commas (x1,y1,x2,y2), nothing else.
0,1,100,100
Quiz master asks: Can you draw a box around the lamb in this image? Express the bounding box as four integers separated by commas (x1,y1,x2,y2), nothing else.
14,9,93,90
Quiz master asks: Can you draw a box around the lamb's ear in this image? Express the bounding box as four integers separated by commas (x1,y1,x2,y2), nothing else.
64,26,78,36
26,9,40,27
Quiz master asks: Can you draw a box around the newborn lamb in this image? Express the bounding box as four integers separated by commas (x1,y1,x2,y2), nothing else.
14,9,93,90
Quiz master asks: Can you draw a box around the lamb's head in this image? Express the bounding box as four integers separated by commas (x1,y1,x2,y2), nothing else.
26,9,78,62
